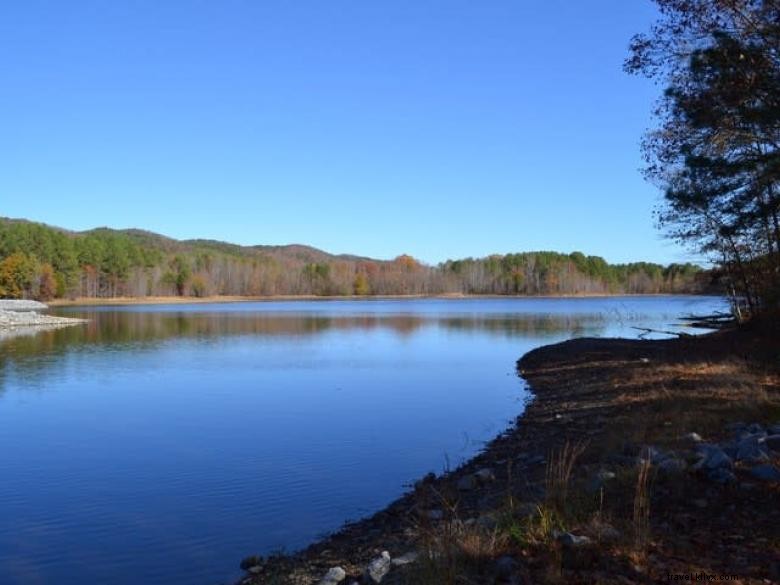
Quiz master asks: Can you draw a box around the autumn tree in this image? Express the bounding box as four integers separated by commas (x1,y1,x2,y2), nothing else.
626,0,780,312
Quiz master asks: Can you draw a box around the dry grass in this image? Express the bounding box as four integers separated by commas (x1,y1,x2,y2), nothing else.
632,457,652,558
545,440,588,516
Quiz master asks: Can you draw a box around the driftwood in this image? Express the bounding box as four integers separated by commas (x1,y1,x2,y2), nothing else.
631,326,694,339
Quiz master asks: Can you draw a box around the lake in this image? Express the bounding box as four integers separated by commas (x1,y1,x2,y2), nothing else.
0,296,726,585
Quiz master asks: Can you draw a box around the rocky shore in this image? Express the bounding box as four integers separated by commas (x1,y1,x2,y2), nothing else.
0,300,87,337
237,322,779,584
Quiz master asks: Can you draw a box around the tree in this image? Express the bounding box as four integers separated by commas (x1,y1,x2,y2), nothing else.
353,272,370,295
626,0,780,311
0,252,38,299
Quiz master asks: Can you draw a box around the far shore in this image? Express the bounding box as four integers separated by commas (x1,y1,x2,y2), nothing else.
47,292,706,307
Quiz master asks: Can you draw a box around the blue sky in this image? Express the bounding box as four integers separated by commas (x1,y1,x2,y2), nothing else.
0,1,685,265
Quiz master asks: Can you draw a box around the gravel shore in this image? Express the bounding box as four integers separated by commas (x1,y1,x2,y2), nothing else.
0,300,87,335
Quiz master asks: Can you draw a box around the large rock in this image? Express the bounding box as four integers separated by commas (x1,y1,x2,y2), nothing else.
318,567,346,585
586,469,616,493
694,444,733,470
365,551,391,583
557,532,591,547
734,436,769,463
457,474,478,491
474,468,496,483
707,468,737,484
391,552,418,567
749,465,780,482
658,457,687,474
683,432,703,443
763,435,780,452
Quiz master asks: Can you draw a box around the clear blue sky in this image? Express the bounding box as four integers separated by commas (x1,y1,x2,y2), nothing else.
1,1,686,265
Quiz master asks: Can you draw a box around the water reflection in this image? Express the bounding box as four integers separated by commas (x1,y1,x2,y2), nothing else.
0,297,727,585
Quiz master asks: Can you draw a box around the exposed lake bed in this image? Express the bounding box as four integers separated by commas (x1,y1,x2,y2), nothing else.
0,296,728,585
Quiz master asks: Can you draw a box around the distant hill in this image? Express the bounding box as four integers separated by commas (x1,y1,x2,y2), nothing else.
0,217,712,300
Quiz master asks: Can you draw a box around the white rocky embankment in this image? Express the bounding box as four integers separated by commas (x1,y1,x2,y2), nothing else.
0,300,87,333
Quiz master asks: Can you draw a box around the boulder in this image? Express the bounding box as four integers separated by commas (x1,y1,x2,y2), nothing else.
763,434,780,452
749,464,780,482
586,469,616,493
391,552,418,567
708,468,737,484
557,532,591,547
474,468,496,483
734,436,769,463
694,444,733,470
493,555,524,584
457,474,478,491
319,567,347,585
658,458,687,474
365,551,391,583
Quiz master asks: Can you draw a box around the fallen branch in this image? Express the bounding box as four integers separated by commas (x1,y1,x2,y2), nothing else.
631,326,693,339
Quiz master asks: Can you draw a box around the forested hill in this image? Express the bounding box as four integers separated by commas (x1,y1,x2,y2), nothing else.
0,218,710,300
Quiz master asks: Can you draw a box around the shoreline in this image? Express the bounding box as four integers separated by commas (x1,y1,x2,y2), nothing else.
48,292,709,308
238,324,779,584
0,303,88,336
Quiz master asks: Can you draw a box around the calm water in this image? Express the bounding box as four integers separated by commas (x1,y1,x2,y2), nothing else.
0,296,726,585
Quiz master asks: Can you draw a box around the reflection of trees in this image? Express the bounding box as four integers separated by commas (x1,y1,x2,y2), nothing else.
0,311,608,394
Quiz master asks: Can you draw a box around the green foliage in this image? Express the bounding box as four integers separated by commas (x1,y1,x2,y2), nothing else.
0,218,707,299
626,1,780,311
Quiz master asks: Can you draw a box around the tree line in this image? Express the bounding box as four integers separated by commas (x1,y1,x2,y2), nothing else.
627,0,779,315
0,218,709,300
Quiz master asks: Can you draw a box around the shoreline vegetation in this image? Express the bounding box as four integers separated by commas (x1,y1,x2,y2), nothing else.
0,218,710,302
237,323,780,584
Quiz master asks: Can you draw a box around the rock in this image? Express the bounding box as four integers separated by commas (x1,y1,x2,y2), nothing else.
318,567,347,585
694,444,733,470
749,464,780,482
586,469,616,493
474,468,496,483
391,552,418,567
763,434,780,452
735,436,769,463
476,514,498,530
457,474,478,491
746,423,765,435
708,468,737,484
593,522,621,542
423,509,444,521
248,566,262,575
658,458,687,474
365,551,391,583
515,502,540,518
767,424,780,436
240,555,263,571
725,422,747,434
557,532,591,547
414,472,436,490
606,453,639,467
493,555,521,584
683,432,703,442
